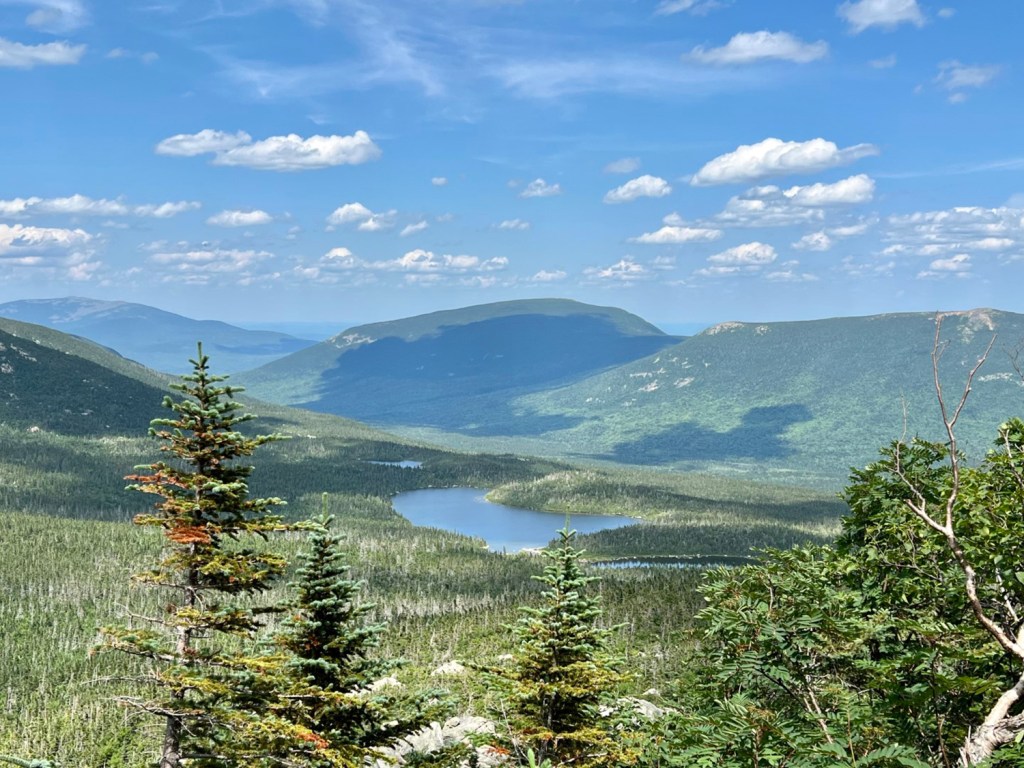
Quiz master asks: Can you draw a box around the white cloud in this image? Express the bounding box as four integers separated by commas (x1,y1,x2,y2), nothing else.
17,0,88,32
106,47,158,64
655,0,730,15
0,194,199,218
584,258,648,282
149,247,274,284
603,157,641,174
631,225,723,244
497,219,530,230
400,220,429,237
155,129,252,157
765,261,819,282
885,206,1024,256
838,0,925,33
520,178,562,198
869,54,897,69
937,7,955,18
0,37,85,68
530,269,567,282
782,174,875,206
206,209,273,227
431,176,448,186
326,202,396,231
708,241,777,266
918,253,971,278
690,31,828,65
793,231,833,251
603,175,672,204
935,61,1000,102
314,247,508,277
155,129,381,171
0,223,92,254
691,138,879,185
715,187,825,227
133,201,201,218
830,220,875,237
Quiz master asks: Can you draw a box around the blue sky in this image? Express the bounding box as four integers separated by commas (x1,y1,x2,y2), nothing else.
1,0,1022,330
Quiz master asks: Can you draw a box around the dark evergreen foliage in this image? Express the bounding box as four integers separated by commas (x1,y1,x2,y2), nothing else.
484,525,635,767
97,344,296,768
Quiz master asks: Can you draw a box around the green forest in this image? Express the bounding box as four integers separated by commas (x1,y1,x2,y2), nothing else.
3,338,1024,768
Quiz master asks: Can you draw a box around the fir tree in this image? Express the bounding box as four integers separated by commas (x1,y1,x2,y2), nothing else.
485,525,634,767
272,504,427,767
98,344,294,768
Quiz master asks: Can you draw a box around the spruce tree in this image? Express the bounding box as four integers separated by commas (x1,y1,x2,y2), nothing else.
98,344,293,768
271,506,429,767
485,525,634,767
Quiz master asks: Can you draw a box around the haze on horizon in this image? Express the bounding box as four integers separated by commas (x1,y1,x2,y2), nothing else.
1,0,1022,327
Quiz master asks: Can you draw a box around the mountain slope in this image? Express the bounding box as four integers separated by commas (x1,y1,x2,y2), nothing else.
496,308,1024,484
239,299,680,431
0,316,170,434
0,297,316,373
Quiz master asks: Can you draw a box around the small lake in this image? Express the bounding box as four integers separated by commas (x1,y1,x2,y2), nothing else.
392,487,635,553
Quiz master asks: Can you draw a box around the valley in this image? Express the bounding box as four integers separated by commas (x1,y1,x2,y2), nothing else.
0,297,1019,767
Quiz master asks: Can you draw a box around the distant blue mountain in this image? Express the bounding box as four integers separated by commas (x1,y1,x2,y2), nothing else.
0,297,317,373
239,298,681,432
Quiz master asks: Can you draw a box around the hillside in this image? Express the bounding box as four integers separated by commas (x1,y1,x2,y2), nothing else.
239,298,680,430
0,297,316,373
377,309,1024,486
0,316,170,435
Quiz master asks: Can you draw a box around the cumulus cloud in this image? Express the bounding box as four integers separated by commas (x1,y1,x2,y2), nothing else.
838,0,925,33
0,194,199,218
400,221,428,237
0,223,92,254
307,247,508,280
690,31,828,65
431,176,448,186
783,174,876,206
603,157,641,174
519,178,562,198
715,187,825,227
692,138,879,185
206,209,273,227
708,241,777,265
885,206,1024,257
584,258,648,282
497,219,530,230
918,253,971,279
631,222,723,244
156,129,381,171
326,202,396,232
793,231,833,251
530,269,567,282
134,201,201,218
147,246,275,284
603,175,672,204
156,129,252,157
0,37,85,68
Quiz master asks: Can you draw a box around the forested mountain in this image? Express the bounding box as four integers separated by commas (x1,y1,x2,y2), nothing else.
0,297,316,373
506,308,1024,483
239,298,680,430
0,316,169,434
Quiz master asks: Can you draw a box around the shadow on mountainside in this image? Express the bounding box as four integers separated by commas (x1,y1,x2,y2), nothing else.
611,404,813,464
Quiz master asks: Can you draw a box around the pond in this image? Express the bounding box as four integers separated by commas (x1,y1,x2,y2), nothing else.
391,487,635,553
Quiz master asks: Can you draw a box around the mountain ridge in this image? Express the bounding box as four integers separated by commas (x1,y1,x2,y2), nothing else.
0,297,317,373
